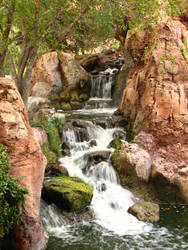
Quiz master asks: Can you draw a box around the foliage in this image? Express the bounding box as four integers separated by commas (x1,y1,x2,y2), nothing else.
0,144,28,237
0,0,186,105
41,117,63,159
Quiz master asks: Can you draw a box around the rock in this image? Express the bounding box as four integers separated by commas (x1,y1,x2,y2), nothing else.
27,96,50,121
120,142,152,183
79,93,88,102
70,101,82,110
96,181,107,192
112,130,126,140
119,14,188,202
62,206,95,223
45,164,69,177
128,202,160,223
60,52,88,91
60,90,70,102
61,102,72,111
84,150,111,168
61,142,71,157
112,51,134,106
0,78,47,249
89,139,97,147
108,138,122,150
30,52,62,97
32,127,48,146
42,176,93,211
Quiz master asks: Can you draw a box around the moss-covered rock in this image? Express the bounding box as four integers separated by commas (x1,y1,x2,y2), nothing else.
111,149,158,202
70,101,82,110
61,102,72,111
42,176,93,211
70,90,79,101
79,93,88,102
128,202,160,223
60,90,70,102
108,138,122,150
42,143,57,164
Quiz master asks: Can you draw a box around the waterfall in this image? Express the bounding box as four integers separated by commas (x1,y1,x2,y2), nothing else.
84,68,118,110
41,61,188,250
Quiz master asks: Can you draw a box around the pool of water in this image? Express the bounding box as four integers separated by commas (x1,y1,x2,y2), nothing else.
45,205,188,250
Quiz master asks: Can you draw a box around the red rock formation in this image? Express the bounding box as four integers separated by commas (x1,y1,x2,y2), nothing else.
120,15,188,202
0,78,47,249
30,52,62,97
60,52,88,90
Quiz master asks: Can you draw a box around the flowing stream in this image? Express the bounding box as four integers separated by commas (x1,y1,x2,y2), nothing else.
41,67,188,250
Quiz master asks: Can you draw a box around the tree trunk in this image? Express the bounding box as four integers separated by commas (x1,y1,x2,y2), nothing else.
7,46,38,109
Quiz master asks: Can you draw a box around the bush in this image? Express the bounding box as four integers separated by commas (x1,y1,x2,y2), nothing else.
0,144,28,237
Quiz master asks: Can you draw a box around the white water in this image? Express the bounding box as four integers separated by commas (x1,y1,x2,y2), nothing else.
43,122,153,236
42,65,153,237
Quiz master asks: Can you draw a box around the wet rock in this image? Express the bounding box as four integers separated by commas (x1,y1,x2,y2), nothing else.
70,101,82,110
112,130,126,140
60,90,70,102
61,142,71,157
45,164,69,177
128,202,160,223
84,150,111,167
61,102,72,111
96,182,107,192
89,139,97,147
108,138,122,150
42,176,93,211
94,120,107,129
62,206,95,223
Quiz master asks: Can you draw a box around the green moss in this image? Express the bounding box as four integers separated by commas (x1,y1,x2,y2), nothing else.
70,90,79,101
111,149,184,203
111,150,159,202
109,138,122,150
42,176,93,211
42,143,57,164
61,102,72,111
79,93,88,102
70,101,82,110
60,90,70,102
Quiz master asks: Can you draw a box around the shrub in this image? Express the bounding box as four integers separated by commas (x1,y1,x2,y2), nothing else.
0,144,28,237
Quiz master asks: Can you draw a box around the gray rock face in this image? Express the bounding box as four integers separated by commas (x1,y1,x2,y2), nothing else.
128,202,160,223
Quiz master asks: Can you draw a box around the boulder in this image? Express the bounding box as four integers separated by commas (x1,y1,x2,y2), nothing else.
45,164,69,177
84,150,111,168
128,202,160,223
30,52,62,97
42,176,93,211
119,13,188,202
108,138,122,150
0,78,47,249
60,52,88,91
120,141,152,183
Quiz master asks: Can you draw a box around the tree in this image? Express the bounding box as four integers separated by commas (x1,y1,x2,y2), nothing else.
0,0,185,107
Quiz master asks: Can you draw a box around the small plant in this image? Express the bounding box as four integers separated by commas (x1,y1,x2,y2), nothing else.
0,144,28,237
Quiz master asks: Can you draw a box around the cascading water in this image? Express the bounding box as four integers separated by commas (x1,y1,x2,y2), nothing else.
41,63,188,250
